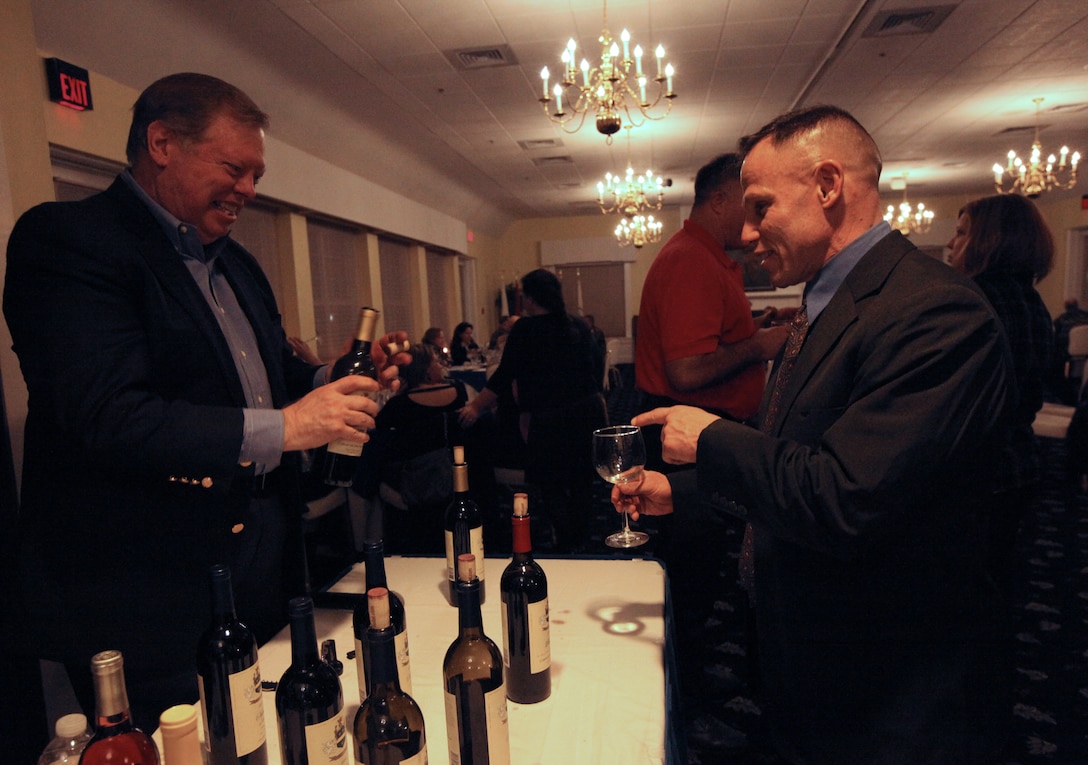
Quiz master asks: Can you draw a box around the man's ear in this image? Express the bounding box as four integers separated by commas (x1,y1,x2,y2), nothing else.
815,160,844,208
144,120,174,169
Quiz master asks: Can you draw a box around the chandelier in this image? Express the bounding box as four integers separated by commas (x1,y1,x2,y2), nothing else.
539,0,676,143
615,214,662,248
597,126,667,216
883,177,933,236
993,98,1080,197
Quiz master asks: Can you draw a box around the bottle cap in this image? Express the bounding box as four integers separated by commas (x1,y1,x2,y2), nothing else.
90,649,123,676
453,445,465,464
159,704,198,735
54,713,88,738
513,493,529,517
457,553,476,582
367,587,391,629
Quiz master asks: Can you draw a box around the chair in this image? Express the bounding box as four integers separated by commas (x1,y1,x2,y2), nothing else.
1066,324,1088,381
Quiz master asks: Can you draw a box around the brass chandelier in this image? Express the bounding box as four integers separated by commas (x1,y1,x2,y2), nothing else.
993,98,1080,197
615,214,662,248
884,177,933,236
539,0,676,143
597,126,667,217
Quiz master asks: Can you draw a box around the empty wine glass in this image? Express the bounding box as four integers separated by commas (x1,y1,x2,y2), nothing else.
592,425,649,548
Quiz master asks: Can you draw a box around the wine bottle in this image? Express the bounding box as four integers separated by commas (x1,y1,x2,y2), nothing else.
196,563,268,765
275,597,348,765
158,705,203,765
354,540,412,703
352,588,428,765
442,554,509,765
500,492,551,704
79,650,160,765
444,445,485,607
324,306,381,487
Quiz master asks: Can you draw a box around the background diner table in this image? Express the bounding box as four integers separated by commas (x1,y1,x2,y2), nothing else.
447,363,488,393
163,555,678,764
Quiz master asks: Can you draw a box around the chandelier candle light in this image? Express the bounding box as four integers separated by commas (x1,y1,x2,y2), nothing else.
884,177,933,236
615,214,662,249
993,97,1080,197
539,1,676,143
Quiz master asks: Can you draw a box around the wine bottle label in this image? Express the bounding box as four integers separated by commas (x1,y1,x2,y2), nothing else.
354,634,368,703
395,629,413,695
303,710,348,764
445,526,485,582
327,437,364,457
230,662,267,756
443,685,510,765
500,598,551,674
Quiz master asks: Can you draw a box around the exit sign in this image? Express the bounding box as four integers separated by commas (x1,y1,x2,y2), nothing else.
45,58,93,111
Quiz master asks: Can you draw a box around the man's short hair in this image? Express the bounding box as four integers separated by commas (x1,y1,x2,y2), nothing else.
693,153,743,206
738,104,882,183
126,73,269,165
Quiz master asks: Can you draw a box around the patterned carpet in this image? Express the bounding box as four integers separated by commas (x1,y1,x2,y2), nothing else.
594,366,1088,764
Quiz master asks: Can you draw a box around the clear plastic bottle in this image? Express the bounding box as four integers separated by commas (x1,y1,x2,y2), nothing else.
37,712,92,765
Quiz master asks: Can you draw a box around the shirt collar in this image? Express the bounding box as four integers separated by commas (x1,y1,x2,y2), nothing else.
804,221,891,321
121,170,223,262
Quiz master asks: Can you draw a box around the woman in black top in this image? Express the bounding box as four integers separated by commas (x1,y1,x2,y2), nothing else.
449,321,480,366
460,269,607,552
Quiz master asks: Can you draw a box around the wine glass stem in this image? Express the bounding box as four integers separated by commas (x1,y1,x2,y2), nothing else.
621,507,633,536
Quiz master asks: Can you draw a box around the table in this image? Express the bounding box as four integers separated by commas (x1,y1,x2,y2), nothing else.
261,556,674,764
447,364,487,393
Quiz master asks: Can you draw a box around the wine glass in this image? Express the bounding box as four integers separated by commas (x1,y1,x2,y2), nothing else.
592,425,650,548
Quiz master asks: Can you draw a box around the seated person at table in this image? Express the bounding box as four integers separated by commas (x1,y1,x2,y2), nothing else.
422,326,449,366
375,344,496,553
450,321,480,366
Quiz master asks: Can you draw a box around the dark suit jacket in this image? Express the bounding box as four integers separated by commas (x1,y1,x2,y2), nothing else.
680,231,1013,763
3,177,318,676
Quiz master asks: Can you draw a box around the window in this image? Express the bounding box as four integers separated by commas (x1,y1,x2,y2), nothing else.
378,237,413,336
309,219,363,360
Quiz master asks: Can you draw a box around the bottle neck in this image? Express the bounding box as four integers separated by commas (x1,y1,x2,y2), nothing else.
511,515,533,558
92,665,133,728
456,579,484,634
289,609,320,668
366,627,401,691
209,571,238,625
363,544,388,591
452,462,470,494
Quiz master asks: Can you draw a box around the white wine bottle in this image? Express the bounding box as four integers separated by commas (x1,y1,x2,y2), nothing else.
442,554,509,765
443,445,485,607
354,539,411,702
323,306,380,487
353,587,427,764
197,563,268,765
275,597,348,765
500,492,551,704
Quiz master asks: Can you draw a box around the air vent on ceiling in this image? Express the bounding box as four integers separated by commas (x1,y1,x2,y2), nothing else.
446,44,518,70
863,5,954,37
532,155,574,167
519,138,563,151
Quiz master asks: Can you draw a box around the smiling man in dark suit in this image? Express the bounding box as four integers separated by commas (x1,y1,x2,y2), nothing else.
615,106,1014,763
4,73,405,734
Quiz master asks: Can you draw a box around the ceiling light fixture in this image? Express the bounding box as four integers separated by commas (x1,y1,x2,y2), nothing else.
993,97,1080,197
884,176,933,236
539,0,676,144
597,126,667,217
615,214,662,249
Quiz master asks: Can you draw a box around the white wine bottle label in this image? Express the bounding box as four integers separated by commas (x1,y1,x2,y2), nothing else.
304,709,348,764
445,526,485,582
230,662,267,756
527,598,551,674
395,629,413,695
484,684,511,765
327,437,363,457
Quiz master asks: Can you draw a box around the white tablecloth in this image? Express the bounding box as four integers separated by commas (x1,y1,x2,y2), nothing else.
256,555,670,764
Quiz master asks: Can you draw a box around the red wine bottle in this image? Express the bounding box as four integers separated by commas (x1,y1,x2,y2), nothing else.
275,597,348,765
442,554,509,765
444,446,485,607
352,588,428,764
500,492,551,704
79,650,160,765
353,540,411,702
323,306,381,487
196,564,268,765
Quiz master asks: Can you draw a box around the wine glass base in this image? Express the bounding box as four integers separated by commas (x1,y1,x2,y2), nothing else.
605,530,650,549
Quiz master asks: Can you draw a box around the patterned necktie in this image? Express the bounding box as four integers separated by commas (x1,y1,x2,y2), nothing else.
739,304,809,602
